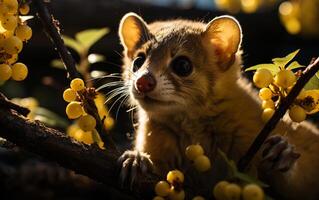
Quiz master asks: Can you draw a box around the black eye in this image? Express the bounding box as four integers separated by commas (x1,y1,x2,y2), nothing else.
170,56,193,77
132,53,146,72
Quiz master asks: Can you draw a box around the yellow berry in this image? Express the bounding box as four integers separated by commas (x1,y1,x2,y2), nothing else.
104,116,114,130
153,196,165,200
11,62,27,81
242,184,264,200
155,181,170,197
194,155,211,172
73,129,94,145
3,0,18,14
0,63,12,81
261,99,275,109
63,88,77,102
0,30,13,40
168,189,185,200
225,183,241,200
258,88,272,100
253,69,273,88
66,101,83,119
70,78,85,91
77,114,96,131
67,124,78,138
192,196,205,200
274,69,296,88
167,170,184,184
0,4,9,19
6,53,17,64
19,4,30,15
1,15,18,30
262,108,275,122
185,144,204,161
2,36,23,54
289,105,306,122
213,181,229,200
15,24,32,42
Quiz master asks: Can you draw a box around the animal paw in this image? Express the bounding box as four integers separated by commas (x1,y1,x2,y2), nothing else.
261,135,300,172
118,150,154,188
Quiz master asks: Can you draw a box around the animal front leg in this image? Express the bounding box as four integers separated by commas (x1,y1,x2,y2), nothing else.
260,135,300,172
118,150,154,188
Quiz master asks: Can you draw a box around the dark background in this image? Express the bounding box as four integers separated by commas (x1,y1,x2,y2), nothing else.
0,0,318,199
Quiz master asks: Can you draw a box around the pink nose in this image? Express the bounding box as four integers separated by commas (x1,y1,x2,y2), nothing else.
135,73,156,93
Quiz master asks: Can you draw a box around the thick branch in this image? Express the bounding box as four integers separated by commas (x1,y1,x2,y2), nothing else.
238,57,319,171
33,0,80,79
0,105,158,199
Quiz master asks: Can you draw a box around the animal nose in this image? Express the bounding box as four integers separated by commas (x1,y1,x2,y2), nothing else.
135,73,156,93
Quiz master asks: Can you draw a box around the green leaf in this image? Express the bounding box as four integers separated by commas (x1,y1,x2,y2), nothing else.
50,59,65,70
62,35,83,54
304,75,319,90
286,61,305,70
33,107,69,128
234,171,269,187
88,53,105,64
245,64,280,75
272,49,300,68
218,149,238,174
75,28,109,50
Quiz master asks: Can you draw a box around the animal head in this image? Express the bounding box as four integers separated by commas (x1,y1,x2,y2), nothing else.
119,13,242,116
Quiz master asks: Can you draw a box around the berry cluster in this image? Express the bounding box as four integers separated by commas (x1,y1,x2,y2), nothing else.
249,50,319,123
185,144,211,172
0,0,31,82
154,170,185,200
63,78,104,148
213,181,264,200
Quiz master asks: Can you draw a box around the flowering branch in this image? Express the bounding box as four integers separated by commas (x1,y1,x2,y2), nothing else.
238,57,319,171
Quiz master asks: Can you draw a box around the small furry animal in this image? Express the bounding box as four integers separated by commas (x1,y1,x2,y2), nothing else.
117,12,319,199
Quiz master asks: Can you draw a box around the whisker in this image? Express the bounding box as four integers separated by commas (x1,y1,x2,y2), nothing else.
114,50,124,58
96,81,125,91
105,88,128,104
126,106,137,113
115,94,130,120
86,73,122,83
108,93,128,115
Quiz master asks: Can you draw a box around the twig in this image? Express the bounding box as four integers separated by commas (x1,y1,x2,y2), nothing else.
78,88,118,151
0,92,30,117
33,0,80,79
238,57,319,171
32,0,117,151
0,105,158,199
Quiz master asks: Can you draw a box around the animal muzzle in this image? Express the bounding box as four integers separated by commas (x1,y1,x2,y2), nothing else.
135,72,157,94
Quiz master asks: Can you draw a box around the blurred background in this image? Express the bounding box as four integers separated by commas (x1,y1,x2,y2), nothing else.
0,0,318,199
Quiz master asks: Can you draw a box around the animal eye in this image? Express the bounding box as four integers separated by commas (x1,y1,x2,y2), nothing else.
132,53,146,72
170,56,193,77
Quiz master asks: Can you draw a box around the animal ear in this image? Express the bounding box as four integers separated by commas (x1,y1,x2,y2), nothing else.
202,15,242,71
119,12,150,57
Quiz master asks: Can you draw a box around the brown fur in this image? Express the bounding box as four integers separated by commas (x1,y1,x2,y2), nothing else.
118,13,319,199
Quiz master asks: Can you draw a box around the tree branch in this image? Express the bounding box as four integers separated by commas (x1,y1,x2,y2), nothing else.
32,0,118,151
0,93,30,117
0,100,158,199
33,0,80,79
238,57,319,171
